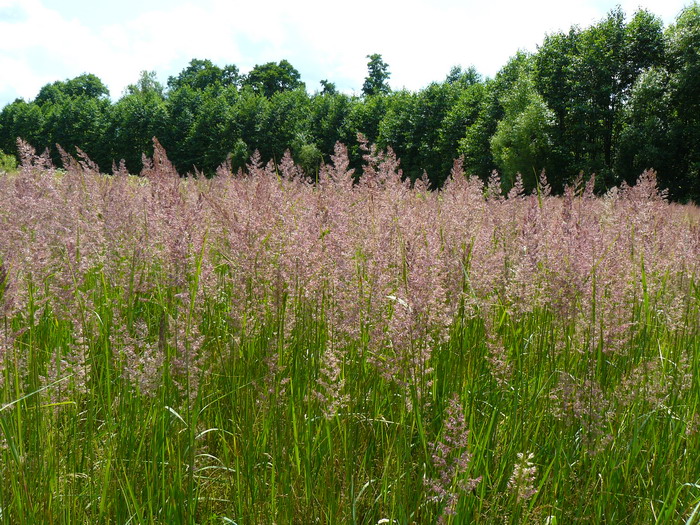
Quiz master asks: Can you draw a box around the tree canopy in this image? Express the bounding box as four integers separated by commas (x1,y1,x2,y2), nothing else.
242,60,304,98
1,6,699,202
362,54,391,97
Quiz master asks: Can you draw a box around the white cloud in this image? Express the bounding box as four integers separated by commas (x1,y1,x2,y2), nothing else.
617,0,687,22
1,0,117,98
0,0,693,105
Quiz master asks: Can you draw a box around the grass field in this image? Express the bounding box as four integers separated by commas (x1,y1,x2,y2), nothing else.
0,140,698,524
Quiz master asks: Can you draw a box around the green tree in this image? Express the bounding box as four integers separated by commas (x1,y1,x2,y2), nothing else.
162,85,204,171
438,80,485,174
128,71,165,97
44,95,112,168
294,140,323,177
258,88,311,160
242,60,304,98
458,54,532,181
533,29,579,179
490,70,554,190
0,99,45,156
229,138,250,172
168,59,240,92
339,95,387,170
28,74,112,167
228,87,270,157
319,80,338,95
108,89,168,173
666,3,700,200
615,68,676,190
445,65,481,87
35,73,109,105
618,4,700,201
186,85,239,173
574,8,664,181
362,54,391,96
309,91,353,158
534,8,665,186
377,90,418,174
34,83,67,107
378,80,466,185
416,79,477,185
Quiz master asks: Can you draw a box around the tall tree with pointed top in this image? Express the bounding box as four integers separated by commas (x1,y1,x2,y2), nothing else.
362,54,391,96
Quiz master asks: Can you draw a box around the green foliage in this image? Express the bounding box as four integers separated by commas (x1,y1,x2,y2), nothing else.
228,87,270,158
339,95,387,169
378,81,469,185
666,3,700,94
445,65,481,87
295,141,323,176
162,85,203,172
362,53,391,97
665,3,700,200
167,58,239,93
229,138,249,172
615,68,675,188
377,90,419,168
534,8,665,188
1,74,111,170
0,149,17,172
458,57,531,180
319,79,338,95
127,70,165,98
242,59,304,98
616,3,700,201
108,89,168,172
35,73,109,105
439,81,485,172
258,88,311,161
43,95,112,168
0,99,45,156
0,5,699,198
309,91,353,157
490,64,554,190
185,87,239,174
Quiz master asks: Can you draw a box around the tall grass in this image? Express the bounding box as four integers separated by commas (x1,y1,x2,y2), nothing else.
0,139,698,523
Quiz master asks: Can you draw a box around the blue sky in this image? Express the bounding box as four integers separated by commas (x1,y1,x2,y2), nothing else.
0,0,693,107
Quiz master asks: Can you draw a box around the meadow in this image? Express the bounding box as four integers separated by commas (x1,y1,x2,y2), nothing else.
0,138,698,524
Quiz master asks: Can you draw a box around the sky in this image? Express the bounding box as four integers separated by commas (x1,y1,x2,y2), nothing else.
0,0,693,107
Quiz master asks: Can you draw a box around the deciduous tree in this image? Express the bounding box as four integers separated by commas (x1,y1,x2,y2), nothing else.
242,60,304,98
362,54,391,97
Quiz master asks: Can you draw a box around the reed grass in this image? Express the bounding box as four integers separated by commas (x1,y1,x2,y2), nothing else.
0,140,697,523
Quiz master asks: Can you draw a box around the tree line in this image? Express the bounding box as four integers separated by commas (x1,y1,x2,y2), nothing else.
1,5,699,201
